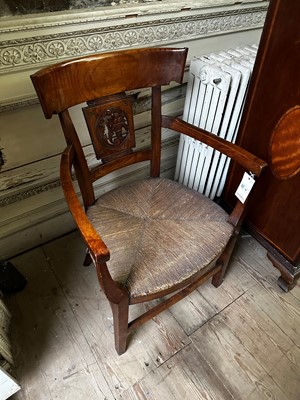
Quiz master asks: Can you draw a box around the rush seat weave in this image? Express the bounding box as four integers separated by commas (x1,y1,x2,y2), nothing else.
87,178,234,300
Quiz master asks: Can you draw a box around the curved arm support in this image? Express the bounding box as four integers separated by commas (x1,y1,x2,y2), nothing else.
162,116,267,177
162,116,267,230
60,146,128,304
227,198,249,230
60,146,109,263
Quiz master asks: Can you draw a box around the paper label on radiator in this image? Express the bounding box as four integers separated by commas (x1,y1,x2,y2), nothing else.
235,172,255,203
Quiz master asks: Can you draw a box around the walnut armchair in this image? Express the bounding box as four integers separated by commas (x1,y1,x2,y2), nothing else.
31,47,266,355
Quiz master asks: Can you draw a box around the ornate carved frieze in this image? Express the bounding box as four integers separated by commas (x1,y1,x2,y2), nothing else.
0,97,39,113
0,7,267,73
0,180,61,207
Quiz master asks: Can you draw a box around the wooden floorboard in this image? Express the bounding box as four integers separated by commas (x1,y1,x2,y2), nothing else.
119,345,234,400
6,245,112,400
4,231,300,400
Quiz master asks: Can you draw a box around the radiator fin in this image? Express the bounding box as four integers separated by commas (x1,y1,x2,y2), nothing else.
175,45,257,199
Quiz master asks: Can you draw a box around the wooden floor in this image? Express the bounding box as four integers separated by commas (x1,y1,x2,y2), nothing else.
6,230,300,400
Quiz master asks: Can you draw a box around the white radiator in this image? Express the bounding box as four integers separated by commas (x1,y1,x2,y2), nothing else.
175,45,257,199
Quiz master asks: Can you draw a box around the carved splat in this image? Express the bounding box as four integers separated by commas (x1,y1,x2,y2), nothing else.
83,93,135,162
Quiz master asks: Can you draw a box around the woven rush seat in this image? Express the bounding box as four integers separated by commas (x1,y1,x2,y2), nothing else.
87,178,234,301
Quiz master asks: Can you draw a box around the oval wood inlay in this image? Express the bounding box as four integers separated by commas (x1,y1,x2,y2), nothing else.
269,106,300,179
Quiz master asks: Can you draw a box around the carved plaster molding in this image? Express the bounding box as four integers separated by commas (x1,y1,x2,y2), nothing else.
0,180,61,207
0,7,267,73
0,97,39,113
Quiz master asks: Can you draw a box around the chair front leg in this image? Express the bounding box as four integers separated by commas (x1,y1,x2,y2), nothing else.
96,260,130,354
110,295,130,355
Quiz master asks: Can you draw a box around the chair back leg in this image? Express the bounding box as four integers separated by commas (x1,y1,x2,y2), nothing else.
211,234,238,287
83,249,93,266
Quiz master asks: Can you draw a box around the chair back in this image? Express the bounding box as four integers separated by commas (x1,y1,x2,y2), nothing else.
31,48,188,206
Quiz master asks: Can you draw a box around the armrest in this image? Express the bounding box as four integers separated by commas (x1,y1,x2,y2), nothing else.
60,145,110,264
61,146,130,304
162,116,267,177
162,116,267,230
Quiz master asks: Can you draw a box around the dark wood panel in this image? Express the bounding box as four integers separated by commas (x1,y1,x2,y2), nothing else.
223,0,300,289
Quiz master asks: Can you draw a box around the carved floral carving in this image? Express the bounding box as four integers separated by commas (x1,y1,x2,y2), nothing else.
1,48,22,66
83,96,136,160
0,7,267,72
97,107,130,148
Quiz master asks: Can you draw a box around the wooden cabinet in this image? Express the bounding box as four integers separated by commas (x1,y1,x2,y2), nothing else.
223,0,300,291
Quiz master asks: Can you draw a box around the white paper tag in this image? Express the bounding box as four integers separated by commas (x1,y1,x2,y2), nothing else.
235,172,255,203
